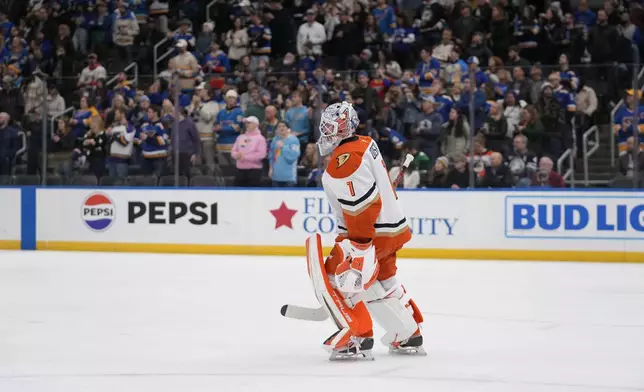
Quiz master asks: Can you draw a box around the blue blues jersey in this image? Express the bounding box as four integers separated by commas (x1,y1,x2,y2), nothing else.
0,20,14,38
138,121,168,158
613,105,644,152
247,24,272,54
554,86,576,113
416,58,441,91
216,105,244,149
373,5,396,36
435,94,453,123
203,50,230,73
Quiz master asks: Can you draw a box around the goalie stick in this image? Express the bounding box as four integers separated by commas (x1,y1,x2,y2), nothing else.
281,153,415,322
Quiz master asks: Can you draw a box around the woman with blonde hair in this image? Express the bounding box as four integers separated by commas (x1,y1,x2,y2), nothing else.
81,115,108,179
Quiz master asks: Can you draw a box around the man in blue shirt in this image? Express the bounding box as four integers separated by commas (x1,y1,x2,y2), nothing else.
215,89,244,152
285,92,310,145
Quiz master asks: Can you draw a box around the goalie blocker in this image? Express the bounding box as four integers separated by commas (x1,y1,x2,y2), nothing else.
306,234,426,361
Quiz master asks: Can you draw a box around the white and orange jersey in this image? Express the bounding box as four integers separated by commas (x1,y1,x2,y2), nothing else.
322,135,411,258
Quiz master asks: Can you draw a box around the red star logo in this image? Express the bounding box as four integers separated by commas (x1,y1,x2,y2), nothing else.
270,202,298,229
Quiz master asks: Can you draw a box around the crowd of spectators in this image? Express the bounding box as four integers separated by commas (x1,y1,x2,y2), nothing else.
0,0,643,188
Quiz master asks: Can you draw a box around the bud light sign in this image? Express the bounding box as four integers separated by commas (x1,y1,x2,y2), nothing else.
505,195,644,240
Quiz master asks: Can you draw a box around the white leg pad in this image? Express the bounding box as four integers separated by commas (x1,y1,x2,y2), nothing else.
361,277,419,346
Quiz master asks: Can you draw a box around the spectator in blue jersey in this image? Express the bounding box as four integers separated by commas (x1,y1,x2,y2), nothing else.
0,12,14,38
215,89,244,152
618,11,643,49
108,72,136,106
203,41,230,75
456,77,487,130
372,0,395,38
0,112,20,176
574,0,596,29
86,2,112,58
285,91,310,146
248,12,272,72
558,54,578,91
547,72,576,115
70,95,98,142
138,106,168,177
443,48,468,87
169,19,195,51
269,121,301,187
431,78,453,123
618,136,644,180
466,56,489,88
416,48,440,94
613,89,644,155
412,96,443,162
388,14,416,69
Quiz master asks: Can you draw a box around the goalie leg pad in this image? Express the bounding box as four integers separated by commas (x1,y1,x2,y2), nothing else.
306,234,373,349
361,277,423,347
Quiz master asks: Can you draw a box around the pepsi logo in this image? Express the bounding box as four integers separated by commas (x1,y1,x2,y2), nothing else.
81,193,115,232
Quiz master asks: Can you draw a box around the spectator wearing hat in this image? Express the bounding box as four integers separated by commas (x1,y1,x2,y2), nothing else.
129,94,151,128
532,156,565,188
426,155,449,188
77,53,107,89
168,38,200,92
215,89,244,152
248,12,272,72
297,9,326,58
112,0,140,66
232,116,267,187
269,121,301,187
169,19,195,51
466,56,489,88
0,112,20,176
412,95,443,162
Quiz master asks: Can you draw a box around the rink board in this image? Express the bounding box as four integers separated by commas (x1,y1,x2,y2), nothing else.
0,188,21,249
18,188,644,262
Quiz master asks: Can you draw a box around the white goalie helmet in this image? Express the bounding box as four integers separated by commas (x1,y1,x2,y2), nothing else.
317,101,359,156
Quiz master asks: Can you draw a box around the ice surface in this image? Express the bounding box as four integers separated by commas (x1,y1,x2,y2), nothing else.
0,251,643,392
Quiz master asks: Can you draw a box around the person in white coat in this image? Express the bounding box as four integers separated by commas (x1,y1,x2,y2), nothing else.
297,9,327,57
188,83,220,174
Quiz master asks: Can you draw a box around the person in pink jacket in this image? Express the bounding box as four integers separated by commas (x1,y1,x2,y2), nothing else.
231,116,268,187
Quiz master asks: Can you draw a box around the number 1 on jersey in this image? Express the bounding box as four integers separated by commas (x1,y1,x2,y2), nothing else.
346,181,356,197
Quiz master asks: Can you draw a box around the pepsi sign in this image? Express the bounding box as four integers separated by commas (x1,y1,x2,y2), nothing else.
81,193,115,232
505,196,644,239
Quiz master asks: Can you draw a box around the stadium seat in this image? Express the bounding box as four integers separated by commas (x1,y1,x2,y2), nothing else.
12,175,41,185
99,176,126,186
190,175,218,187
44,175,63,186
68,175,98,186
609,177,637,188
128,176,158,187
159,175,188,187
0,175,12,185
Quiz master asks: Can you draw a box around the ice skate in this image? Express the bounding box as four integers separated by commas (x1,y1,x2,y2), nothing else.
388,333,427,356
325,331,375,361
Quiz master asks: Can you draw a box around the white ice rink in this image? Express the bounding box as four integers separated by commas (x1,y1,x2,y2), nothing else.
1,252,643,392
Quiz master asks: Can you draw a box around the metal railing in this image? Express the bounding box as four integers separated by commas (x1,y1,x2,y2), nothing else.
610,65,644,167
153,28,180,79
206,0,216,22
558,148,575,187
582,125,600,186
106,62,139,88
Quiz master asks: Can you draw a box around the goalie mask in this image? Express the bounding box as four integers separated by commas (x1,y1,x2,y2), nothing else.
317,101,359,156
